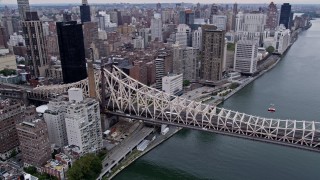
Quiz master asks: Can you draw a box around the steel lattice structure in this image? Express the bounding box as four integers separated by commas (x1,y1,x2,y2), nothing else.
30,72,101,100
19,66,320,151
103,66,320,151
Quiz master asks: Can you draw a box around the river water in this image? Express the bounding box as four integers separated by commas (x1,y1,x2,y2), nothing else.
114,19,320,180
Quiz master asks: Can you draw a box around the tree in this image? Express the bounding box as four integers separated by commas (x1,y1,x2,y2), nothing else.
227,43,235,51
266,46,275,54
10,149,17,158
229,82,239,89
24,166,37,175
183,80,190,86
67,153,102,180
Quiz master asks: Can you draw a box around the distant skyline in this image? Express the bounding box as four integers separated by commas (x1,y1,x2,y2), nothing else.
2,0,320,5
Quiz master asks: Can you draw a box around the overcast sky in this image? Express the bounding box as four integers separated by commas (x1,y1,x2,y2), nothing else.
2,0,320,4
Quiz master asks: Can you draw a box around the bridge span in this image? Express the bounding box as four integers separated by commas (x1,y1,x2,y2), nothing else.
0,66,319,152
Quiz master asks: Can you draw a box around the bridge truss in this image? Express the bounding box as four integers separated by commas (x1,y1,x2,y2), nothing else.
5,65,319,151
103,66,320,151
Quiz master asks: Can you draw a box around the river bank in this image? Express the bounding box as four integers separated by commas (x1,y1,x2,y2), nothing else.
107,50,284,180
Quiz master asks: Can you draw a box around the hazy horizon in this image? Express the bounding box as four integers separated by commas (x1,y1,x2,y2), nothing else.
2,0,320,5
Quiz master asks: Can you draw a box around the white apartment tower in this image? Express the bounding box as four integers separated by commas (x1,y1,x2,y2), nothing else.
235,12,267,44
274,24,290,54
151,13,163,42
175,24,190,47
234,40,258,74
212,15,227,31
162,74,183,95
65,88,102,154
192,27,202,50
172,42,184,75
44,99,68,148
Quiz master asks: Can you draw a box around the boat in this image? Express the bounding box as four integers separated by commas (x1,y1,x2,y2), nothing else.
268,104,276,112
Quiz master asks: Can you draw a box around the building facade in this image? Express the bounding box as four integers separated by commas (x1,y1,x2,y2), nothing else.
162,74,183,95
0,100,24,160
151,14,163,42
44,99,68,148
22,12,48,78
56,21,87,84
279,3,292,29
80,0,91,23
266,2,278,30
234,40,258,74
65,88,102,154
17,0,30,20
16,119,51,167
201,25,225,82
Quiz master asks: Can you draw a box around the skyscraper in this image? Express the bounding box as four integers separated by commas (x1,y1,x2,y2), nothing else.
266,2,278,30
17,0,30,20
201,25,225,82
151,14,163,42
279,3,292,29
56,21,87,84
210,4,219,24
22,12,48,78
232,3,238,31
80,0,91,23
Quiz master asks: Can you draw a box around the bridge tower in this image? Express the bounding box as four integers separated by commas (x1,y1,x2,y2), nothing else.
87,60,96,99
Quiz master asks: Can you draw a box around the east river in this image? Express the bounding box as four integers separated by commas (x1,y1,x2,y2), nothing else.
114,19,320,180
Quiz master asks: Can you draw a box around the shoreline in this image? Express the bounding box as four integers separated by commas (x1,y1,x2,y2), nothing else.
105,37,293,180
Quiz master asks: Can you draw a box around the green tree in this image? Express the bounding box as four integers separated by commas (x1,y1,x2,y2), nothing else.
24,166,37,174
183,80,190,86
227,43,235,51
0,69,16,76
10,149,17,158
229,82,239,89
67,153,102,180
266,46,275,54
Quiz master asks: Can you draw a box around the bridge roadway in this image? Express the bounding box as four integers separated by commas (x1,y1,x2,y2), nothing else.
107,110,320,153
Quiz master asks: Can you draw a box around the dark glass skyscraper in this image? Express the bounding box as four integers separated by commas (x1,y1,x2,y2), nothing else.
56,21,87,84
279,3,292,29
80,0,91,23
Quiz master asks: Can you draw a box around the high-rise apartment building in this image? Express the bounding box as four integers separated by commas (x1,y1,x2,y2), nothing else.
210,4,219,24
0,26,8,48
235,12,267,44
56,21,87,84
172,43,184,75
80,0,91,23
17,0,30,20
0,100,24,160
151,14,163,42
192,27,202,50
201,25,225,82
65,88,102,154
232,3,238,31
279,3,292,29
234,40,258,74
212,15,227,31
83,22,98,58
175,24,190,47
155,58,165,90
22,12,48,78
266,2,278,30
183,47,199,81
44,99,68,148
16,119,51,167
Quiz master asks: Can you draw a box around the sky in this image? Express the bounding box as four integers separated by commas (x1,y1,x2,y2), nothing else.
1,0,320,4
